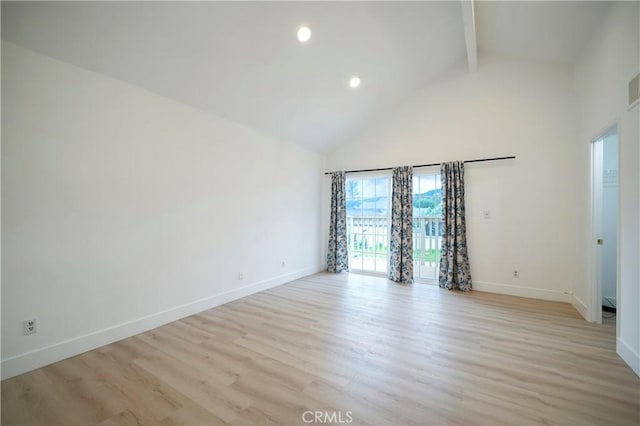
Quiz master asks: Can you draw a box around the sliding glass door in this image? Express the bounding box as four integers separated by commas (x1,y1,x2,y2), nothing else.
412,172,443,282
345,171,442,282
345,176,390,274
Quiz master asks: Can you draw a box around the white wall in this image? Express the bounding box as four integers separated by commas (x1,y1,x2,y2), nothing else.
601,132,618,307
1,41,325,379
574,1,639,375
327,55,578,303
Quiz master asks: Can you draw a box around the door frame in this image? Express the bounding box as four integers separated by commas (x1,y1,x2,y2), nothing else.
588,122,619,324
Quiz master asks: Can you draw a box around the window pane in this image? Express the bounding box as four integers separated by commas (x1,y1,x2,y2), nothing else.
362,179,375,199
346,176,390,274
375,178,388,197
412,173,442,282
376,196,388,215
346,179,362,215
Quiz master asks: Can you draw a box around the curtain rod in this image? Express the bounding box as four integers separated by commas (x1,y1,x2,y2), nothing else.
323,156,516,175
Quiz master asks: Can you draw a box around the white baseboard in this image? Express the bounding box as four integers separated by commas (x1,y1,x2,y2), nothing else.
473,281,571,303
617,337,640,377
1,265,322,380
572,294,589,320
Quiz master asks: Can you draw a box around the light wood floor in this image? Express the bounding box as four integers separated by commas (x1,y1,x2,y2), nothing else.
2,273,639,425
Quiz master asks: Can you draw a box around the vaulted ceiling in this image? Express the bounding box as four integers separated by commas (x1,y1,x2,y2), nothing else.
2,1,610,153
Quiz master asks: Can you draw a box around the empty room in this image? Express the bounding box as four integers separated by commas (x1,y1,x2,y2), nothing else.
1,1,639,425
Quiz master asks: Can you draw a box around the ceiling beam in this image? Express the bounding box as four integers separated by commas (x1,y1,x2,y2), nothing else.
461,0,478,72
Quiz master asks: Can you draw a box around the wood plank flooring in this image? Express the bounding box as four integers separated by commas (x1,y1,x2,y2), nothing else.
2,273,639,425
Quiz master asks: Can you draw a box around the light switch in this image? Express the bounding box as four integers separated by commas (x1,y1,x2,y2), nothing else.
483,210,491,219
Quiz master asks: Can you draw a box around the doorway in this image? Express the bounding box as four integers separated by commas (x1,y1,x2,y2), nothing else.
412,171,443,283
345,175,391,275
591,126,618,324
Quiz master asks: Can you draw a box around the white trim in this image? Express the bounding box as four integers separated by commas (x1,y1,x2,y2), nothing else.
590,121,620,144
473,280,571,303
572,294,589,320
1,265,322,380
617,337,640,377
590,138,604,323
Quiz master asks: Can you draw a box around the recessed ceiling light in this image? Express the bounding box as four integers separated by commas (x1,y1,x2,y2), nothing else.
297,26,311,43
349,76,361,88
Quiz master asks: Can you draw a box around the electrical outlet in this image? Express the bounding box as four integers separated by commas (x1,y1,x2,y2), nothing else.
281,261,286,268
24,318,37,335
238,272,243,280
513,270,519,278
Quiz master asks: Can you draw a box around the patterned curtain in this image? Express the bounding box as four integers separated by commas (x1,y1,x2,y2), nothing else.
439,161,472,291
389,166,413,284
327,172,349,273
